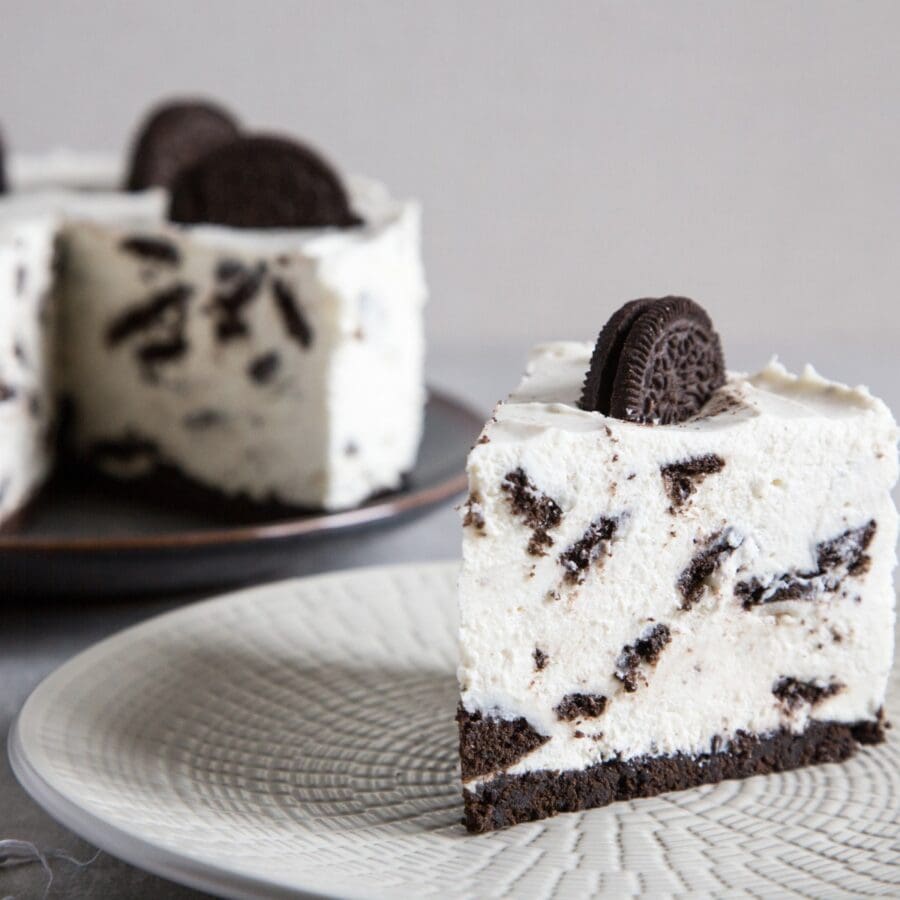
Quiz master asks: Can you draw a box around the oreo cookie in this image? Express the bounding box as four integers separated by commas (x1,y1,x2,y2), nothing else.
169,135,362,229
580,297,725,425
126,99,240,191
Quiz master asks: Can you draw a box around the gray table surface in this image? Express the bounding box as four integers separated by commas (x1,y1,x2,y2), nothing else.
2,341,897,899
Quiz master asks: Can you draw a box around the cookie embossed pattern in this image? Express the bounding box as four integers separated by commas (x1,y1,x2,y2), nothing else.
458,297,898,832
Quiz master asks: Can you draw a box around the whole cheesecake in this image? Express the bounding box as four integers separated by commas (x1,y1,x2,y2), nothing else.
457,299,897,832
0,100,427,528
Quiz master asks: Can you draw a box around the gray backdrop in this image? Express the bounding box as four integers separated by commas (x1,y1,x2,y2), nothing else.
1,0,898,385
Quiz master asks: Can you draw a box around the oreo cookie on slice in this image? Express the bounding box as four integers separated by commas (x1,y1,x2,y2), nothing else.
168,135,362,230
581,296,725,425
580,297,656,415
126,99,240,191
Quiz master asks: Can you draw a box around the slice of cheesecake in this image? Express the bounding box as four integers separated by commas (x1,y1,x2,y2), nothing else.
457,301,897,833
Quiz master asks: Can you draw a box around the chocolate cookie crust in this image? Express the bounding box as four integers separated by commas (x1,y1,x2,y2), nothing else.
462,717,884,832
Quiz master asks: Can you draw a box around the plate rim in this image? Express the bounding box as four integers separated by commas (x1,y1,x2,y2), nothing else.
8,561,459,900
0,389,475,553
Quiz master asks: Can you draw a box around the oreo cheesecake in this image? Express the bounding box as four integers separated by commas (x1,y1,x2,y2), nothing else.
0,99,426,524
457,297,897,832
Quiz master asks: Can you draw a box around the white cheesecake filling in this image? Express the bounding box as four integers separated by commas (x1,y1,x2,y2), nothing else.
61,177,425,509
459,342,898,784
0,216,57,525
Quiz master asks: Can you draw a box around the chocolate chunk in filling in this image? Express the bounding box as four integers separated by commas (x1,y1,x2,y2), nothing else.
660,454,725,512
615,623,672,692
211,262,266,341
678,529,740,609
736,520,876,608
555,693,607,721
501,468,563,556
247,351,281,384
106,283,192,346
559,516,618,584
272,277,313,348
533,648,549,672
457,706,549,781
773,677,844,710
120,235,181,265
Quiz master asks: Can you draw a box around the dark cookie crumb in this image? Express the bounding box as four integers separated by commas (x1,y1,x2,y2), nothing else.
462,493,486,532
183,409,225,430
555,693,607,721
533,648,549,671
212,262,266,341
344,441,359,457
457,705,549,781
678,530,740,609
138,335,189,367
106,283,192,346
247,351,281,384
477,434,490,444
737,520,876,608
0,383,15,403
773,677,844,710
559,516,618,584
615,623,672,691
14,265,26,297
216,258,245,281
120,235,181,265
660,454,725,512
501,468,563,556
272,278,313,348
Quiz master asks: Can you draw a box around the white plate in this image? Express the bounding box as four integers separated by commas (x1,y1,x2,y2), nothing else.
9,562,900,899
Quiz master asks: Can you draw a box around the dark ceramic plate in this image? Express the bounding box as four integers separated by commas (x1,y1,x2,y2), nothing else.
0,390,479,600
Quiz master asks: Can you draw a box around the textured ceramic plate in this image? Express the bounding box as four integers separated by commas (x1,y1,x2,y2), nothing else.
9,563,899,899
0,391,477,599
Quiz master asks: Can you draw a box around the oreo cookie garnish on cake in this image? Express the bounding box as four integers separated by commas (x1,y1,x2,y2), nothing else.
125,98,241,191
580,296,725,424
169,134,362,229
457,297,897,831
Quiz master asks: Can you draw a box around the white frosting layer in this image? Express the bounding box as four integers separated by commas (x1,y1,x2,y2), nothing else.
458,342,898,784
9,150,123,192
0,216,57,525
